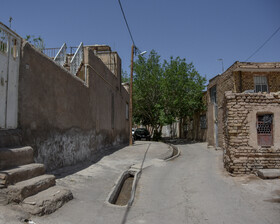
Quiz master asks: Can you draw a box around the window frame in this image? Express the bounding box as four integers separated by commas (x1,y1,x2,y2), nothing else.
256,113,273,146
200,115,207,129
254,76,268,93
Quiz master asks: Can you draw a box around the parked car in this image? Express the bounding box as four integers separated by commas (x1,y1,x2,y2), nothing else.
133,128,151,141
132,128,136,136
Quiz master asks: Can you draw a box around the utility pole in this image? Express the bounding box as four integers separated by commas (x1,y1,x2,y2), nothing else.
129,45,134,145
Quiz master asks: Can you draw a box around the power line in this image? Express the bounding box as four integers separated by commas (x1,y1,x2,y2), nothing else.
245,25,280,62
118,0,136,46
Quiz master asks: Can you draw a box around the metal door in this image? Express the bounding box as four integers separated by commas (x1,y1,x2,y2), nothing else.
0,23,21,129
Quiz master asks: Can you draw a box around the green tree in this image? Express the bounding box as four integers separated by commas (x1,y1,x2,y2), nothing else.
163,56,206,137
121,70,130,83
133,51,206,140
25,35,45,52
133,50,164,138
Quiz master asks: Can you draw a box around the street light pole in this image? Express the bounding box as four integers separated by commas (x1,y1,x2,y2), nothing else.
129,44,134,145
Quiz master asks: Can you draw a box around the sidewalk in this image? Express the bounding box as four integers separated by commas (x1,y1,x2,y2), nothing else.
0,141,172,224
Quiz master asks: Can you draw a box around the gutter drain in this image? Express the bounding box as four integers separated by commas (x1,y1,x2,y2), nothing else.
108,170,137,206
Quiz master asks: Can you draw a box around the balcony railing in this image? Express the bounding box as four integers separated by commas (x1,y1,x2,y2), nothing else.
43,46,78,58
70,42,83,75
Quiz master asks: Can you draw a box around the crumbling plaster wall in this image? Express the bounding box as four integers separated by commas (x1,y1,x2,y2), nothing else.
223,91,280,174
18,42,129,170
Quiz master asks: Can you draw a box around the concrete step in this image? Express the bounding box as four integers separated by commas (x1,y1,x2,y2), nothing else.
0,163,45,186
0,146,34,170
7,174,56,203
257,169,280,179
0,129,22,148
22,186,73,216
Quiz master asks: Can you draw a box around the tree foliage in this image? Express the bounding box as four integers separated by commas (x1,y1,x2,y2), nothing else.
163,56,206,123
133,50,164,134
133,50,206,139
25,35,45,52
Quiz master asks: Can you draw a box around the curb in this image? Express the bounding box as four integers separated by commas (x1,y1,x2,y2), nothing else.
164,144,181,161
106,142,180,207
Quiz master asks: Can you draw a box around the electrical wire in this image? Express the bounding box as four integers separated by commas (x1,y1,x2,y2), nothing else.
245,25,280,62
118,0,136,47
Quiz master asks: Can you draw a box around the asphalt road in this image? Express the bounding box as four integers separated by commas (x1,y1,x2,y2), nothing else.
125,143,280,224
2,142,279,224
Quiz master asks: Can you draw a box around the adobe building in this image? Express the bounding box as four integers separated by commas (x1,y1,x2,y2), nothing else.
0,22,130,171
0,22,131,214
206,61,280,174
207,61,280,148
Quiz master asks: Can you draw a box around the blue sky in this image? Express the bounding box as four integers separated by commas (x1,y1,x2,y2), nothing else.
1,0,279,81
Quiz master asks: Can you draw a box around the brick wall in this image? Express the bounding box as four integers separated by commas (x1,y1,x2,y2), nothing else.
223,91,280,174
233,71,280,93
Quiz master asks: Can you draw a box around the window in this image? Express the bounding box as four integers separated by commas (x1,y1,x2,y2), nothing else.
0,28,8,54
200,115,207,129
254,76,268,93
125,103,129,120
210,85,217,103
257,114,273,146
11,38,18,59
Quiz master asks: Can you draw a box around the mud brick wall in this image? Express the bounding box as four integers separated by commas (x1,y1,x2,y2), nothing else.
233,71,280,93
223,91,280,174
207,70,235,148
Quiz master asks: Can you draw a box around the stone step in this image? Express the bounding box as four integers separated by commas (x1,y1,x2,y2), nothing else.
22,186,73,216
0,163,45,186
0,146,34,170
7,174,56,203
0,129,22,148
257,169,280,179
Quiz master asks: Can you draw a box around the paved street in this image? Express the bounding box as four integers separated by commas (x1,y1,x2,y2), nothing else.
126,143,280,224
1,142,279,224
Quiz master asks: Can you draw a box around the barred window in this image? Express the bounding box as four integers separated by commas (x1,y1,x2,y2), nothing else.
254,76,268,93
257,114,273,146
200,115,207,129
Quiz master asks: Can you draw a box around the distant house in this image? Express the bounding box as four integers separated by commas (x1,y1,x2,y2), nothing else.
181,91,207,142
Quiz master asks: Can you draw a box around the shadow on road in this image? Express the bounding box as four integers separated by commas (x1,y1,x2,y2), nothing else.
162,138,206,146
51,143,129,179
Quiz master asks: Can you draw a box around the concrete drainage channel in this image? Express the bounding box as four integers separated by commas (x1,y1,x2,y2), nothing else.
107,143,180,207
107,169,139,206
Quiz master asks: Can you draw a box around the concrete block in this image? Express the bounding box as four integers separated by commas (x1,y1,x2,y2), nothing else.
3,163,45,185
22,186,73,216
257,169,280,179
7,174,56,203
0,146,34,170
